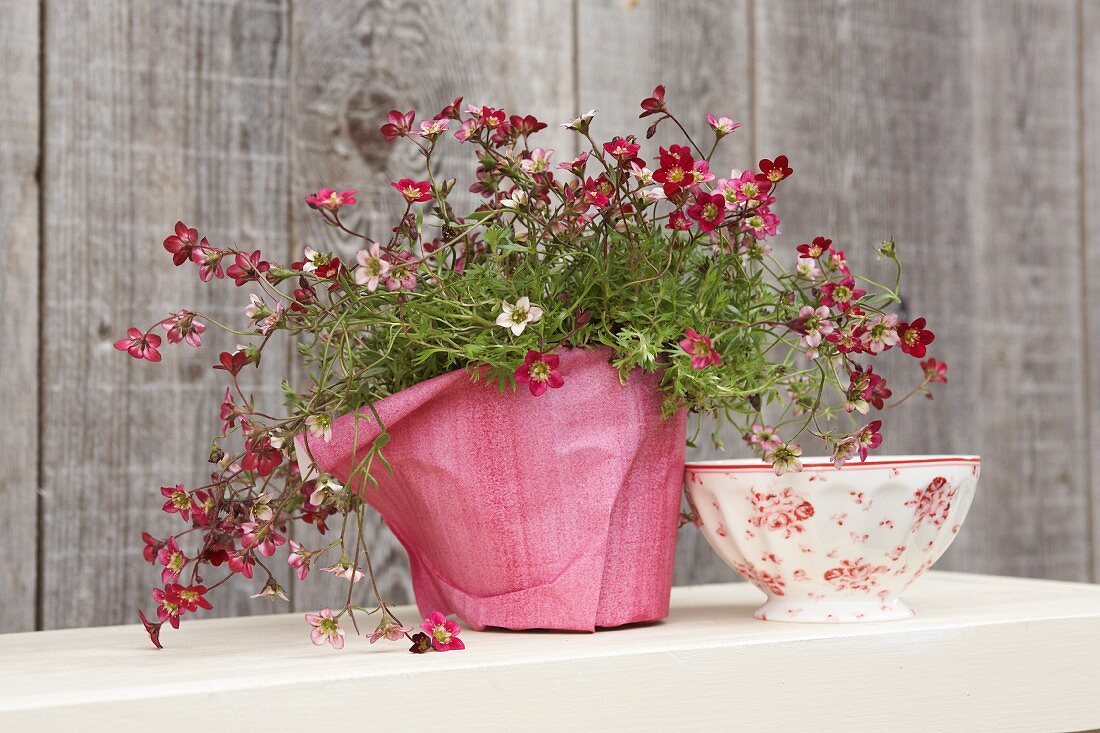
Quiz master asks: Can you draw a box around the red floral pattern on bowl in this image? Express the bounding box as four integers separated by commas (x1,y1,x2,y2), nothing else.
685,455,980,622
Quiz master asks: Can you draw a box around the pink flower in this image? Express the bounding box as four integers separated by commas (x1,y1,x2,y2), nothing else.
520,147,554,173
740,208,780,239
287,541,311,580
227,550,255,579
114,328,162,362
160,311,205,347
558,151,589,176
421,612,465,651
790,305,834,359
382,250,419,292
380,109,415,141
156,537,187,583
706,114,741,136
690,159,714,186
414,118,450,139
921,357,948,384
746,423,782,452
391,178,433,203
686,191,725,233
370,617,413,643
355,243,391,292
196,246,225,281
852,420,883,461
225,250,270,287
305,188,357,212
726,169,772,207
239,522,285,557
305,608,345,649
603,137,640,163
679,328,721,369
162,221,206,267
514,350,564,397
859,314,900,354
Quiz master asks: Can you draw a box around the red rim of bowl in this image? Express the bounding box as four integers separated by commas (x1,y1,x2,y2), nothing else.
685,455,980,472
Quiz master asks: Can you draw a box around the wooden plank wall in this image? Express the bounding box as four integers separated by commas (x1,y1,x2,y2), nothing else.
2,0,1097,631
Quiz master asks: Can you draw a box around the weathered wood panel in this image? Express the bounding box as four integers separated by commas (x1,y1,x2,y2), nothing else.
576,0,753,585
287,0,578,611
967,0,1086,579
1084,0,1100,583
40,0,292,629
755,0,1088,580
0,0,40,632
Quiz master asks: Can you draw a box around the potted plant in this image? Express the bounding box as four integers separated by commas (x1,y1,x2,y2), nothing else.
121,86,946,649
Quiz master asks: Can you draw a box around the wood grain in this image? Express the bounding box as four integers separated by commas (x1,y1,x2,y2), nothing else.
753,0,1089,580
287,0,578,611
967,0,1086,579
4,574,1100,732
0,0,40,632
576,0,754,586
1085,0,1100,583
39,0,293,629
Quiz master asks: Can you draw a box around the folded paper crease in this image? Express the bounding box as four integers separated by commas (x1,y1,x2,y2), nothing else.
297,347,687,631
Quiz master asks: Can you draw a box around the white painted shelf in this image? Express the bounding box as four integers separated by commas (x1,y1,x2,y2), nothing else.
2,571,1100,732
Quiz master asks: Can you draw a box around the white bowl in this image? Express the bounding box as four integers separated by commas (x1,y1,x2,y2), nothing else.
685,455,980,622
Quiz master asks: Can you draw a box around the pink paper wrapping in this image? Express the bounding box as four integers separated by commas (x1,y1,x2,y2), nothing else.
296,347,687,631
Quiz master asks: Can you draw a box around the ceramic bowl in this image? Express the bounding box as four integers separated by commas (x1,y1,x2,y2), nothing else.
684,455,980,622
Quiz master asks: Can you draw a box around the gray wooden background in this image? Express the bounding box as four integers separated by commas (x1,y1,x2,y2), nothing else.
2,0,1098,632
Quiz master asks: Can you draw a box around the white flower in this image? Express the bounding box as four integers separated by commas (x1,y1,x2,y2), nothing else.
305,413,333,443
244,293,266,320
309,476,343,507
639,186,666,203
252,491,275,522
302,246,323,273
495,296,544,336
500,189,529,209
561,109,596,130
354,243,391,292
322,560,364,583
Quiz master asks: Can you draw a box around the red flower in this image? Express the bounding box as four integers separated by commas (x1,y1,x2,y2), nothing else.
848,364,892,411
380,109,415,141
639,84,667,118
242,436,282,476
921,358,948,384
854,420,883,461
160,484,193,521
213,350,250,376
391,178,433,203
226,250,270,286
227,549,255,579
435,97,463,121
666,209,691,231
421,612,465,651
153,584,183,629
679,328,721,370
142,532,164,564
156,537,187,583
304,188,357,212
603,136,641,163
796,236,832,259
686,191,726,232
582,175,613,209
240,522,286,557
139,609,163,649
176,584,213,614
897,317,935,358
819,276,866,312
114,328,162,362
514,350,564,397
162,221,206,267
475,105,507,129
653,145,696,197
160,310,205,347
509,114,546,137
757,155,792,183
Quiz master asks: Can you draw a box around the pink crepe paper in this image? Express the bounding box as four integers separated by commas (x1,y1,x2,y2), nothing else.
296,347,687,631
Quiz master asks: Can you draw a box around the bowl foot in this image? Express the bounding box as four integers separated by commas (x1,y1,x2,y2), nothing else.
754,596,915,623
